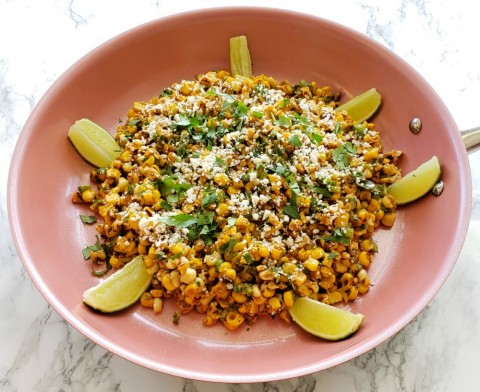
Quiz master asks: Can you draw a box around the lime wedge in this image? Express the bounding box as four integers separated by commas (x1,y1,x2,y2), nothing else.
83,255,152,313
68,118,121,167
336,88,382,122
288,297,364,340
230,35,253,78
387,156,441,205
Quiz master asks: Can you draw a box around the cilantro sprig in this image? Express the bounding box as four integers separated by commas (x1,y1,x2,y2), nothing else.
332,142,357,170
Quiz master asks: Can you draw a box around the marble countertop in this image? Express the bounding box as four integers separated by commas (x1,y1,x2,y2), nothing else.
1,0,479,391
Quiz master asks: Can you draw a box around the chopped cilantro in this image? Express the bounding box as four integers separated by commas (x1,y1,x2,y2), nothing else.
275,115,292,128
82,237,102,260
288,134,302,147
283,192,300,219
332,142,357,170
80,214,97,225
158,214,198,228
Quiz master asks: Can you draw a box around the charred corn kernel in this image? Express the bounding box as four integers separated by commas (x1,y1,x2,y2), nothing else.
381,195,394,209
357,209,369,220
216,203,229,217
162,274,176,292
282,262,297,274
153,297,163,313
170,243,183,255
232,241,245,253
138,243,148,256
328,291,343,304
106,168,121,180
140,292,154,307
271,248,283,260
81,189,96,203
117,177,129,192
218,262,232,273
363,147,379,162
146,264,159,275
358,251,371,267
283,290,295,308
294,271,308,286
310,248,325,260
358,284,370,295
150,289,163,298
235,216,249,230
262,286,275,298
212,281,230,299
104,192,120,206
296,285,311,297
258,269,275,281
348,286,359,301
232,178,244,188
267,296,282,311
213,173,230,187
381,212,396,227
258,245,270,258
334,213,349,228
143,255,155,268
303,257,320,272
227,186,239,195
119,150,132,162
109,255,122,269
222,268,237,281
170,270,181,288
203,314,217,326
232,291,248,303
360,239,373,251
72,191,84,203
224,311,244,330
142,155,155,167
184,282,198,297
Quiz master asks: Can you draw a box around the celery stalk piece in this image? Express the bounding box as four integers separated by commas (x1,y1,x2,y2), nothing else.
230,35,253,78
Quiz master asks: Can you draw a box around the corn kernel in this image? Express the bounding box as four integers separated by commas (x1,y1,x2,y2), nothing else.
303,257,319,272
283,290,295,308
267,296,282,311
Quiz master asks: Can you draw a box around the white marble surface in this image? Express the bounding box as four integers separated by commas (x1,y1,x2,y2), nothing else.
1,0,480,391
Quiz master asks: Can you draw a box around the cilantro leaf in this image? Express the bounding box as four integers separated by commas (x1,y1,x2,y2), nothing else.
311,132,323,144
219,239,238,256
80,214,97,225
242,252,254,264
158,214,198,228
283,204,300,219
82,237,102,260
283,192,300,219
201,190,218,209
275,115,292,128
332,142,357,170
288,134,302,147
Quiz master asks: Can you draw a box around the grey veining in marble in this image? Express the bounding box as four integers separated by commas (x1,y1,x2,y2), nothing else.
1,0,480,391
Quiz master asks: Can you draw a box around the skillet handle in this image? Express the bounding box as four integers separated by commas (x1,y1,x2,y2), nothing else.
461,126,480,151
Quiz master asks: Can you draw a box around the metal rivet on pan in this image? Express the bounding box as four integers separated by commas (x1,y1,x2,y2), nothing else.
432,180,444,196
409,117,422,134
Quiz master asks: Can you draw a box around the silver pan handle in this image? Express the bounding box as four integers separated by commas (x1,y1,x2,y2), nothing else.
461,126,480,151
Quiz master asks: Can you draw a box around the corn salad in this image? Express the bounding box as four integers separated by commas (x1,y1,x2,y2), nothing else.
74,71,402,330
